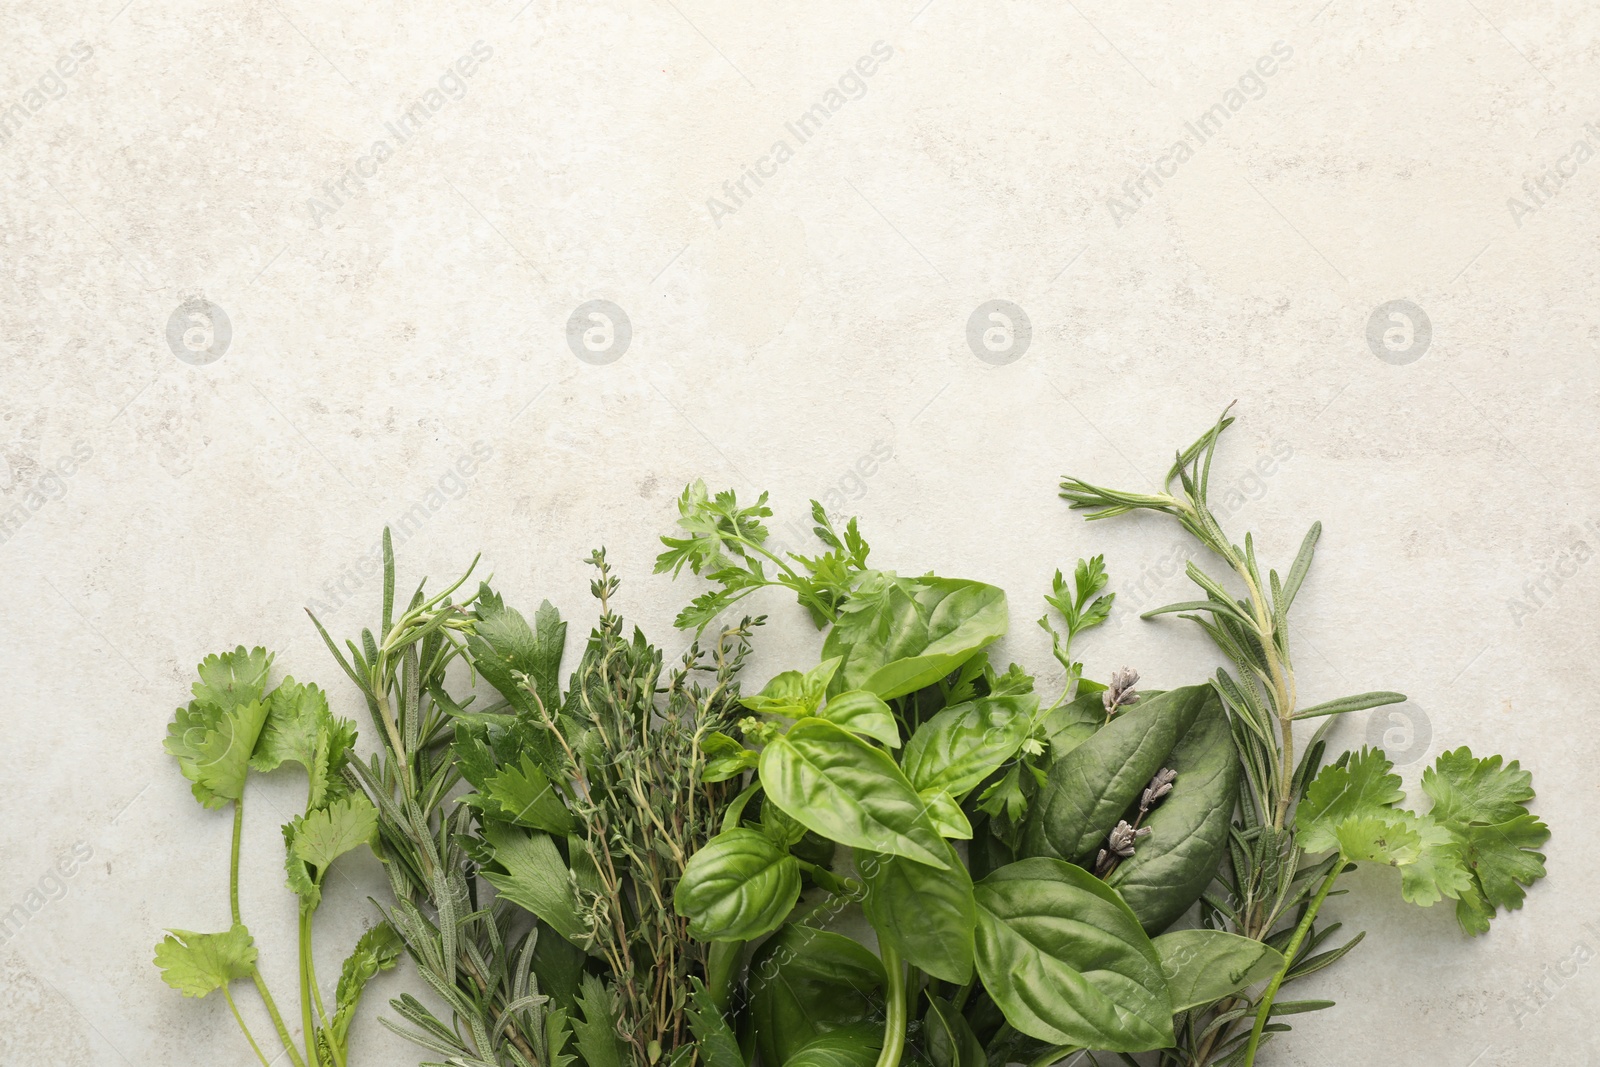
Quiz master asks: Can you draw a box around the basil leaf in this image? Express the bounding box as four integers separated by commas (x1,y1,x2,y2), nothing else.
742,657,841,717
781,1026,882,1067
858,840,977,984
973,858,1174,1051
823,577,1008,700
819,689,902,749
748,927,884,1067
1152,929,1284,1013
674,828,800,942
901,694,1039,798
1038,687,1106,759
760,718,950,869
918,789,972,839
1025,684,1211,861
1107,689,1239,932
924,995,986,1067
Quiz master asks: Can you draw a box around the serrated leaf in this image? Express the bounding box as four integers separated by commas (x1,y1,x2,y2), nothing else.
572,974,627,1067
166,699,272,809
485,753,576,834
1423,747,1536,826
1455,815,1550,931
328,922,403,1047
192,647,274,712
1295,748,1403,854
1334,815,1421,866
293,795,379,874
153,924,257,997
1397,815,1473,907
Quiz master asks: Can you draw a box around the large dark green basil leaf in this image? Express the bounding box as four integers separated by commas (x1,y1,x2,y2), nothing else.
973,858,1174,1051
1152,929,1284,1013
901,694,1038,798
760,718,950,869
749,926,884,1067
674,828,800,942
1024,685,1210,862
1107,691,1239,932
822,577,1008,700
858,839,976,984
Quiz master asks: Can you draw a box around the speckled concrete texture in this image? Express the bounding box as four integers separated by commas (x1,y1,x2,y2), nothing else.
2,0,1597,1064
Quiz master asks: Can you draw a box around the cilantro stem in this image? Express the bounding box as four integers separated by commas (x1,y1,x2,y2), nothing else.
230,800,243,925
873,944,906,1067
299,909,318,1067
1240,861,1341,1066
222,986,272,1067
248,967,306,1067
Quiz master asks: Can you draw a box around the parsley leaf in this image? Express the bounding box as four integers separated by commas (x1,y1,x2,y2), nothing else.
1295,747,1405,854
153,924,258,997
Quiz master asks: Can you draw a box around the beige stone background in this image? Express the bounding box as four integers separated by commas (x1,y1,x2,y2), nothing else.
3,0,1598,1063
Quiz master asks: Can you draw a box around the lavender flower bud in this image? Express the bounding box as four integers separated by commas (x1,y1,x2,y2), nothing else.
1103,667,1141,716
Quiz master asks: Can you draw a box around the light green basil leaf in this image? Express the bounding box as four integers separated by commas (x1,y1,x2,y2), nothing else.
742,657,842,717
760,718,950,869
818,689,902,749
973,858,1174,1051
1107,691,1239,932
858,840,976,984
918,789,972,839
675,828,800,942
1152,929,1284,1013
701,731,758,783
823,577,1008,700
902,694,1038,798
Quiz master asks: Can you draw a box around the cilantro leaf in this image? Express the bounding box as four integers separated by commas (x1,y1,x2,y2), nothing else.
1397,815,1474,907
191,647,273,712
1422,747,1536,826
1295,747,1404,854
165,699,271,809
251,677,331,774
1334,815,1420,866
1454,815,1550,934
292,795,379,875
327,922,404,1048
153,924,258,997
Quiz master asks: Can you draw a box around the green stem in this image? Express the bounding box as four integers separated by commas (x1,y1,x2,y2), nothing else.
249,968,307,1067
223,986,272,1067
230,799,244,925
706,939,745,1016
741,538,840,623
1241,861,1341,1066
303,906,332,1027
873,944,906,1067
299,909,319,1067
1028,1046,1082,1067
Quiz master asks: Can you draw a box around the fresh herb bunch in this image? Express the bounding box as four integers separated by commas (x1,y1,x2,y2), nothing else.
156,647,398,1067
310,531,575,1067
1059,408,1551,1065
661,490,1272,1067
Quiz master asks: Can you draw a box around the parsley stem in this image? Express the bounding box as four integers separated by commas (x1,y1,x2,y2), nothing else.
299,908,318,1067
222,986,271,1067
248,967,306,1067
873,944,906,1067
1240,860,1341,1066
230,800,243,925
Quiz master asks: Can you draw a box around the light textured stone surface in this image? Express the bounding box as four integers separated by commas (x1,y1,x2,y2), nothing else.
2,0,1597,1063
